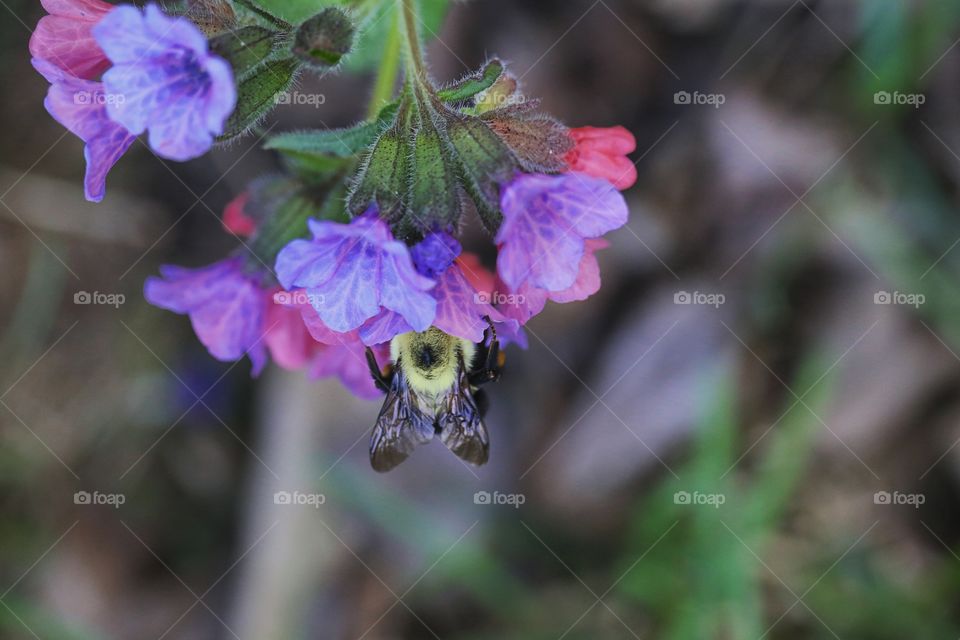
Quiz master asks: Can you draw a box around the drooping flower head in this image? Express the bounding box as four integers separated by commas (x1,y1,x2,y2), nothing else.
565,126,637,191
29,0,113,79
145,256,269,374
496,172,628,296
93,4,236,161
32,58,136,202
274,210,437,337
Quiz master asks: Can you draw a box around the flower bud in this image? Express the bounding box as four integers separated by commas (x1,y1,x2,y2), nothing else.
293,8,355,69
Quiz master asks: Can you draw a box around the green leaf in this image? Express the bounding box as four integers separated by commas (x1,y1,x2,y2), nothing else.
264,102,399,158
437,59,504,103
408,120,461,233
447,117,515,232
209,26,279,81
348,128,410,220
220,57,300,141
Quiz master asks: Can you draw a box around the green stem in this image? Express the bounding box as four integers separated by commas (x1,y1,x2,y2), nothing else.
367,10,402,118
401,0,428,84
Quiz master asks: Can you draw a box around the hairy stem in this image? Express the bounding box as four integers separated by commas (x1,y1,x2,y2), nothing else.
401,0,428,85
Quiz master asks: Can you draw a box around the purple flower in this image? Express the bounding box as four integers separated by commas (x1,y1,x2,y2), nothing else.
496,173,628,294
275,212,437,334
411,232,462,278
433,261,518,344
92,4,236,161
32,58,136,202
145,256,268,374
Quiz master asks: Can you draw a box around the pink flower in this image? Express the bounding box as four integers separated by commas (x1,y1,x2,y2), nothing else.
30,0,112,80
264,294,319,370
32,58,136,203
223,192,257,237
265,295,387,399
432,260,517,344
457,254,528,348
565,126,637,191
495,239,609,326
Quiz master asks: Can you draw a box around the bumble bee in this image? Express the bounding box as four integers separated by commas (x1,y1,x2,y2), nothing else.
364,320,503,472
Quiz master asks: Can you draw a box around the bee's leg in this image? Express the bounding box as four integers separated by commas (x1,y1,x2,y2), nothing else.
473,388,490,419
470,318,505,387
366,348,393,393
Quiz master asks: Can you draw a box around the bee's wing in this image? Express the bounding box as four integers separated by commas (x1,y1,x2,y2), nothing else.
437,363,490,467
369,368,435,473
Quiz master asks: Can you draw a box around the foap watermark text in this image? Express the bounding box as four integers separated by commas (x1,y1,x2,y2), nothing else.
274,490,326,508
474,491,525,509
74,490,126,508
674,490,726,508
75,291,125,308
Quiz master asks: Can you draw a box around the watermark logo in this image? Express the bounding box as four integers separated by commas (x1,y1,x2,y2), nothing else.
674,291,725,308
74,490,126,508
474,490,526,509
674,90,726,108
273,291,325,307
674,490,726,508
74,291,125,308
874,291,924,309
874,490,924,509
74,91,125,106
474,291,526,307
276,91,327,108
478,91,529,109
874,91,925,109
274,490,326,508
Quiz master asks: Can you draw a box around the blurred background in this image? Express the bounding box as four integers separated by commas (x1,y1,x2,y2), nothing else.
3,0,960,638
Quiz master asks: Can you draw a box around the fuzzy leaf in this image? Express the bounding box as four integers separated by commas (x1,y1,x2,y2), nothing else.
447,117,516,232
209,26,278,81
184,0,237,36
485,116,572,173
264,102,399,158
348,128,409,219
437,59,504,103
409,122,461,235
220,57,300,141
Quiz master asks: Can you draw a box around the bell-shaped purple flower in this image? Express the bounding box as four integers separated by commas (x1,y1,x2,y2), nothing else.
92,4,236,161
274,212,438,335
145,256,268,374
495,173,628,294
32,58,136,202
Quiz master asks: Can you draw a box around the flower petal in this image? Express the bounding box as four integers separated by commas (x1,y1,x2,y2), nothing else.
145,257,267,366
550,238,608,304
33,58,136,202
496,173,627,292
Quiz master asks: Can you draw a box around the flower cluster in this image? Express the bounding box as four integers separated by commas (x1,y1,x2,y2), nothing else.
30,0,236,201
31,0,637,400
